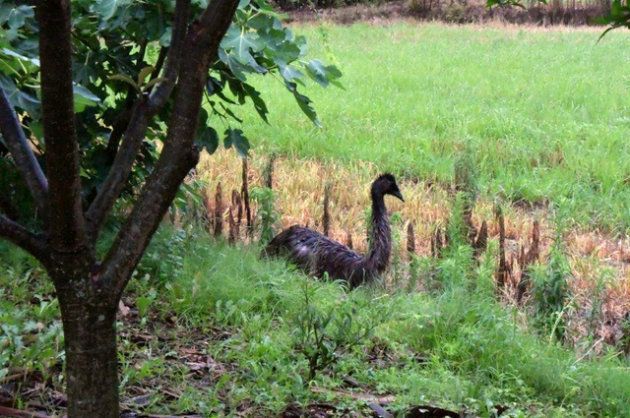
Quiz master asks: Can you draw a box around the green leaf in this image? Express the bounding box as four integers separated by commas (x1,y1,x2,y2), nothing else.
1,48,39,68
221,25,264,65
197,126,219,155
92,0,126,21
220,103,243,123
247,14,275,30
218,50,249,81
304,60,329,87
207,76,237,104
28,120,43,141
159,27,172,47
0,75,39,116
223,128,250,157
73,84,101,112
304,60,343,88
243,83,269,123
7,5,33,30
278,63,304,84
15,90,39,115
286,82,321,128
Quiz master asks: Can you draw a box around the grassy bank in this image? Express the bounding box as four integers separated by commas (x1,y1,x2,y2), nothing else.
235,22,630,233
2,227,630,416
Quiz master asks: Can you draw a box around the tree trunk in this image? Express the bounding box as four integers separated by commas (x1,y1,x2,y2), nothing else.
57,285,119,418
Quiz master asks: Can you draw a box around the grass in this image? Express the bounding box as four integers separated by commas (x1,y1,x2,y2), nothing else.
3,223,630,416
231,22,630,233
3,21,630,417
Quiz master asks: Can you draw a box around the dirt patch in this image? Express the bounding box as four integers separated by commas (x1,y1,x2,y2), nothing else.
282,401,361,417
1,297,238,417
285,0,609,27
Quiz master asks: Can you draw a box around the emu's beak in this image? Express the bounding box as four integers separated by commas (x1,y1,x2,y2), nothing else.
392,190,404,202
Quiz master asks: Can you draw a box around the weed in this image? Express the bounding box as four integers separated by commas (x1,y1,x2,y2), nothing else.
292,280,387,382
214,182,224,238
138,227,189,284
389,211,405,288
446,193,473,252
406,221,416,256
263,153,276,189
322,182,332,237
136,287,158,324
251,186,279,244
241,158,253,237
531,233,572,342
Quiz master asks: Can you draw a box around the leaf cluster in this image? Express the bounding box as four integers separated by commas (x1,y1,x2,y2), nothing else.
0,0,341,220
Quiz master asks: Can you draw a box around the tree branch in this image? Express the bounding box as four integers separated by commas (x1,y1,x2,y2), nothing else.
100,0,240,298
103,99,134,163
0,195,18,221
37,0,86,252
0,87,48,212
85,0,191,239
0,214,48,263
150,47,168,81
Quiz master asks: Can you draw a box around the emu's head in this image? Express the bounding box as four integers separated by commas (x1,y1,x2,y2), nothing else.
372,173,404,201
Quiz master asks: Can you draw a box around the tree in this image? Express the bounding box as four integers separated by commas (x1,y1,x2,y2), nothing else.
0,1,340,416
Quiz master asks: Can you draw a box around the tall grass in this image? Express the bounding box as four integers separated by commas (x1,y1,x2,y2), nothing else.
134,226,630,416
3,216,629,416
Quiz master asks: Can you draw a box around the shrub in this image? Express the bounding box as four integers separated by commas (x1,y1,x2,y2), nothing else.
292,280,389,381
251,186,279,244
530,235,571,342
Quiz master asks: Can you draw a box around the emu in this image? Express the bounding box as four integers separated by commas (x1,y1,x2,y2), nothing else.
263,174,404,288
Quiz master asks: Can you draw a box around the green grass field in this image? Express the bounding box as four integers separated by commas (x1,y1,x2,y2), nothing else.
239,23,630,232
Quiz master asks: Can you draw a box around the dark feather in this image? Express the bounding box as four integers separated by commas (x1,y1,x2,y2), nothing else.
263,174,403,288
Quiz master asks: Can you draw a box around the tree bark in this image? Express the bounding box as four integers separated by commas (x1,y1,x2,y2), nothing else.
37,0,86,252
56,278,119,418
0,214,48,264
0,86,48,210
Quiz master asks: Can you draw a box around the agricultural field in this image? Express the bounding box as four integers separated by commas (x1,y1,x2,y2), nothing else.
3,21,630,417
240,22,630,234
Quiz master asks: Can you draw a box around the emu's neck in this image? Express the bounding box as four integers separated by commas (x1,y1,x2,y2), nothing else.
366,192,391,273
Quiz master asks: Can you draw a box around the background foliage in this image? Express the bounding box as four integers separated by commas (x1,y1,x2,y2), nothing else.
0,0,340,223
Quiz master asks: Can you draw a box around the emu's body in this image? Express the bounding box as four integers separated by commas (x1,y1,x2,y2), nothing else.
264,174,403,288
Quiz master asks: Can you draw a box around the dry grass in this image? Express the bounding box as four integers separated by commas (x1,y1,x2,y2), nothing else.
198,149,630,349
199,150,629,264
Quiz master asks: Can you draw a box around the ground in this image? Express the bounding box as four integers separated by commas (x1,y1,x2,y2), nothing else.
2,21,630,418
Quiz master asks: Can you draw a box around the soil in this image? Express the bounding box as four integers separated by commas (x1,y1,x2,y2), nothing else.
285,0,609,27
